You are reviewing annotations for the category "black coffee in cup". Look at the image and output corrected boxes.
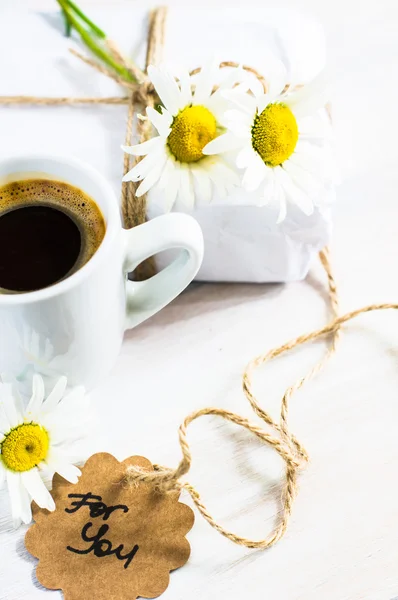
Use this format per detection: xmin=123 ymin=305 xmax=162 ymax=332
xmin=0 ymin=179 xmax=106 ymax=293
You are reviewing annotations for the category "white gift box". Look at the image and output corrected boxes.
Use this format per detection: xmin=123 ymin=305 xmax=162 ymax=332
xmin=0 ymin=4 xmax=333 ymax=283
xmin=153 ymin=203 xmax=332 ymax=283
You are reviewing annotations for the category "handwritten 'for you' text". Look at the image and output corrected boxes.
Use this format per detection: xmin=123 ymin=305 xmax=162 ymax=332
xmin=65 ymin=492 xmax=139 ymax=569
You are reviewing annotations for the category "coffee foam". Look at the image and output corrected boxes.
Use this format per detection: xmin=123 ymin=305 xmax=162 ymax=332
xmin=0 ymin=179 xmax=106 ymax=274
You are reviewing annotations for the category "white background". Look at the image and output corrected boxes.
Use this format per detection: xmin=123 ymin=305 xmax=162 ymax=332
xmin=1 ymin=1 xmax=398 ymax=599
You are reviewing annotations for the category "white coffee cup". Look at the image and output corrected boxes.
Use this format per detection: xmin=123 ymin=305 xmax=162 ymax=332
xmin=0 ymin=155 xmax=204 ymax=391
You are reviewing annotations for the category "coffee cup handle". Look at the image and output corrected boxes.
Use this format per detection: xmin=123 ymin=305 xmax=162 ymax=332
xmin=122 ymin=213 xmax=204 ymax=330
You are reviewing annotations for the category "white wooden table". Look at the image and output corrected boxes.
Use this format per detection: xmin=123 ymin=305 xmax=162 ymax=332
xmin=1 ymin=1 xmax=398 ymax=599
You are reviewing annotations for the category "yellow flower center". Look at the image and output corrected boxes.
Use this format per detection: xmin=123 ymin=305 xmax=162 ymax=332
xmin=168 ymin=105 xmax=217 ymax=163
xmin=252 ymin=103 xmax=298 ymax=167
xmin=1 ymin=423 xmax=49 ymax=472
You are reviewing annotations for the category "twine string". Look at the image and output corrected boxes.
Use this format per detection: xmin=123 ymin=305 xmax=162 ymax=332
xmin=119 ymin=7 xmax=168 ymax=279
xmin=0 ymin=60 xmax=264 ymax=106
xmin=127 ymin=288 xmax=398 ymax=549
xmin=69 ymin=48 xmax=137 ymax=91
xmin=0 ymin=95 xmax=130 ymax=105
xmin=126 ymin=249 xmax=342 ymax=549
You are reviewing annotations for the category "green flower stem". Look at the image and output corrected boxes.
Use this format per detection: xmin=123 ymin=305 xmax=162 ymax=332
xmin=60 ymin=0 xmax=106 ymax=38
xmin=61 ymin=8 xmax=72 ymax=36
xmin=56 ymin=0 xmax=136 ymax=83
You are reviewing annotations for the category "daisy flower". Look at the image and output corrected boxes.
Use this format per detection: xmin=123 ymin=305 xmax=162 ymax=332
xmin=122 ymin=63 xmax=241 ymax=210
xmin=0 ymin=374 xmax=89 ymax=526
xmin=203 ymin=73 xmax=337 ymax=222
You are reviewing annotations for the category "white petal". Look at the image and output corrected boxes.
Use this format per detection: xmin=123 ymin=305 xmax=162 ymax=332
xmin=260 ymin=168 xmax=277 ymax=206
xmin=46 ymin=410 xmax=91 ymax=441
xmin=224 ymin=109 xmax=253 ymax=128
xmin=255 ymin=165 xmax=273 ymax=200
xmin=193 ymin=60 xmax=218 ymax=104
xmin=0 ymin=405 xmax=10 ymax=435
xmin=298 ymin=114 xmax=332 ymax=141
xmin=222 ymin=90 xmax=257 ymax=115
xmin=148 ymin=65 xmax=183 ymax=114
xmin=122 ymin=137 xmax=162 ymax=157
xmin=243 ymin=58 xmax=287 ymax=100
xmin=9 ymin=381 xmax=24 ymax=418
xmin=290 ymin=141 xmax=324 ymax=175
xmin=218 ymin=65 xmax=244 ymax=90
xmin=236 ymin=145 xmax=256 ymax=169
xmin=285 ymin=72 xmax=329 ymax=118
xmin=147 ymin=106 xmax=172 ymax=137
xmin=257 ymin=94 xmax=274 ymax=114
xmin=21 ymin=469 xmax=55 ymax=512
xmin=207 ymin=68 xmax=245 ymax=117
xmin=157 ymin=159 xmax=174 ymax=191
xmin=264 ymin=61 xmax=288 ymax=98
xmin=60 ymin=385 xmax=86 ymax=407
xmin=242 ymin=154 xmax=267 ymax=192
xmin=227 ymin=119 xmax=252 ymax=139
xmin=56 ymin=463 xmax=81 ymax=484
xmin=207 ymin=168 xmax=226 ymax=198
xmin=278 ymin=167 xmax=314 ymax=216
xmin=191 ymin=166 xmax=212 ymax=204
xmin=245 ymin=72 xmax=266 ymax=98
xmin=41 ymin=386 xmax=89 ymax=432
xmin=44 ymin=421 xmax=89 ymax=445
xmin=207 ymin=161 xmax=239 ymax=198
xmin=294 ymin=140 xmax=338 ymax=184
xmin=203 ymin=132 xmax=243 ymax=155
xmin=262 ymin=169 xmax=287 ymax=222
xmin=41 ymin=376 xmax=68 ymax=415
xmin=271 ymin=172 xmax=288 ymax=223
xmin=47 ymin=452 xmax=81 ymax=484
xmin=283 ymin=159 xmax=322 ymax=198
xmin=178 ymin=168 xmax=195 ymax=209
xmin=164 ymin=165 xmax=180 ymax=211
xmin=202 ymin=93 xmax=228 ymax=123
xmin=0 ymin=384 xmax=21 ymax=429
xmin=215 ymin=161 xmax=240 ymax=188
xmin=19 ymin=480 xmax=33 ymax=524
xmin=231 ymin=82 xmax=251 ymax=94
xmin=178 ymin=70 xmax=192 ymax=107
xmin=136 ymin=154 xmax=168 ymax=197
xmin=122 ymin=146 xmax=165 ymax=182
xmin=277 ymin=193 xmax=287 ymax=223
xmin=0 ymin=462 xmax=5 ymax=488
xmin=6 ymin=471 xmax=23 ymax=526
xmin=25 ymin=374 xmax=45 ymax=421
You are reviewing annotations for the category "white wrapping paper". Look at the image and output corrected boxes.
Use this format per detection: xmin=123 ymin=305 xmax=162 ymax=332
xmin=0 ymin=4 xmax=332 ymax=282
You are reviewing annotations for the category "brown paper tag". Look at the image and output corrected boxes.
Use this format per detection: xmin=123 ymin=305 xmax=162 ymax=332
xmin=25 ymin=453 xmax=195 ymax=600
